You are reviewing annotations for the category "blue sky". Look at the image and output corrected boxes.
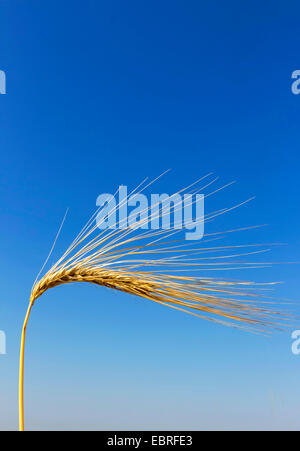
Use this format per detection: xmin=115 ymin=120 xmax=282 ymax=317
xmin=0 ymin=0 xmax=300 ymax=430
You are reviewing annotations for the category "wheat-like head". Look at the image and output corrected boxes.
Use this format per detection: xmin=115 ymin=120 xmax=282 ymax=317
xmin=19 ymin=174 xmax=293 ymax=430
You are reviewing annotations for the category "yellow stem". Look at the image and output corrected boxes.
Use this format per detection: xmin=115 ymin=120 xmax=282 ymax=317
xmin=19 ymin=302 xmax=34 ymax=431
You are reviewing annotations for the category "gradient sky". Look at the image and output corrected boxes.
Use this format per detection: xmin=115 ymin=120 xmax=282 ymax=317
xmin=1 ymin=1 xmax=300 ymax=430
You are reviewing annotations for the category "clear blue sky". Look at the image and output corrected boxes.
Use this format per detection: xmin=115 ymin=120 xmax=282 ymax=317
xmin=0 ymin=1 xmax=300 ymax=430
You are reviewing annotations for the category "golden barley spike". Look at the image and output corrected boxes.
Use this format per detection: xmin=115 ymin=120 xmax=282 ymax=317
xmin=18 ymin=175 xmax=291 ymax=430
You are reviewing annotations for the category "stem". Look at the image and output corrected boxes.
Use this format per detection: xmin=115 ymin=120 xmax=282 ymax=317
xmin=19 ymin=302 xmax=34 ymax=431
